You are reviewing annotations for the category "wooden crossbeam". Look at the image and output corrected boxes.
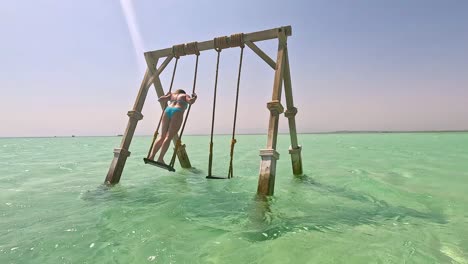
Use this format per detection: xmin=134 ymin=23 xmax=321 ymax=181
xmin=145 ymin=26 xmax=292 ymax=59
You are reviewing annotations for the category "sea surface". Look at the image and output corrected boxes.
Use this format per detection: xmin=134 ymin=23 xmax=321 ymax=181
xmin=1 ymin=133 xmax=467 ymax=263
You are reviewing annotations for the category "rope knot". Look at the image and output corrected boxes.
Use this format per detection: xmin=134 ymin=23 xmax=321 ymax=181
xmin=172 ymin=44 xmax=186 ymax=58
xmin=185 ymin=41 xmax=200 ymax=56
xmin=229 ymin=33 xmax=244 ymax=48
xmin=214 ymin=36 xmax=229 ymax=52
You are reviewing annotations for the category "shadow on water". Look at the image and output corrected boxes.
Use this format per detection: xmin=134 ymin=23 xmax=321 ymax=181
xmin=80 ymin=183 xmax=167 ymax=205
xmin=241 ymin=175 xmax=447 ymax=242
xmin=296 ymin=174 xmax=446 ymax=224
xmin=81 ymin=166 xmax=204 ymax=204
xmin=183 ymin=166 xmax=204 ymax=175
xmin=81 ymin=173 xmax=448 ymax=244
xmin=80 ymin=184 xmax=122 ymax=202
xmin=296 ymin=174 xmax=389 ymax=206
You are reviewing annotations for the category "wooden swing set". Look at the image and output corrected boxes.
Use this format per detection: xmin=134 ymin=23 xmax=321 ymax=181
xmin=105 ymin=25 xmax=302 ymax=195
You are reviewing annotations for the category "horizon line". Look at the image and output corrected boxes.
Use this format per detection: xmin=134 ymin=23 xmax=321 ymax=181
xmin=1 ymin=129 xmax=468 ymax=139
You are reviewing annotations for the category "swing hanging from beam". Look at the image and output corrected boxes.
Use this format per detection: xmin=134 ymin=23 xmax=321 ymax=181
xmin=169 ymin=42 xmax=200 ymax=169
xmin=206 ymin=34 xmax=245 ymax=179
xmin=105 ymin=25 xmax=303 ymax=196
xmin=143 ymin=43 xmax=200 ymax=172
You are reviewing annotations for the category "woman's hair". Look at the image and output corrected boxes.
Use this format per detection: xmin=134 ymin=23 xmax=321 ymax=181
xmin=174 ymin=89 xmax=186 ymax=94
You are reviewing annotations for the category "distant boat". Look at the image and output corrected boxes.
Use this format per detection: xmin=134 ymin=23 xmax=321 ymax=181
xmin=117 ymin=134 xmax=123 ymax=137
xmin=72 ymin=135 xmax=76 ymax=137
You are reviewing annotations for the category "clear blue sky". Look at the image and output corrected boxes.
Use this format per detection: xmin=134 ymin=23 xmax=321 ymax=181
xmin=1 ymin=0 xmax=467 ymax=137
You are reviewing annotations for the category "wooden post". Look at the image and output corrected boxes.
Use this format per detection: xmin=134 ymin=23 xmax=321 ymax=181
xmin=105 ymin=68 xmax=153 ymax=184
xmin=150 ymin=66 xmax=191 ymax=168
xmin=283 ymin=49 xmax=303 ymax=175
xmin=257 ymin=29 xmax=287 ymax=196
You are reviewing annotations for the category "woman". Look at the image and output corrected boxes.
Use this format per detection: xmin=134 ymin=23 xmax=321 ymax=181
xmin=148 ymin=89 xmax=197 ymax=165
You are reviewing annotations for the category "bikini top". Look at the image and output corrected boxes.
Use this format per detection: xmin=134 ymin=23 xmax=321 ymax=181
xmin=169 ymin=94 xmax=188 ymax=108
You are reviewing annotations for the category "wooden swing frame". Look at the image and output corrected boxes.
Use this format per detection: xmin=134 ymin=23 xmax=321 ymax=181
xmin=105 ymin=25 xmax=303 ymax=196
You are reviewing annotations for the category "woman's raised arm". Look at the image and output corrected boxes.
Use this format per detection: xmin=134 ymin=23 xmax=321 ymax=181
xmin=158 ymin=93 xmax=171 ymax=103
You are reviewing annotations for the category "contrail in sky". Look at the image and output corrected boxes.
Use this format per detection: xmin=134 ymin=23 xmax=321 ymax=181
xmin=119 ymin=0 xmax=146 ymax=75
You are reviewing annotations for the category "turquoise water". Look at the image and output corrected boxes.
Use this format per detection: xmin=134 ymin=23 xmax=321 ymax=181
xmin=1 ymin=133 xmax=468 ymax=263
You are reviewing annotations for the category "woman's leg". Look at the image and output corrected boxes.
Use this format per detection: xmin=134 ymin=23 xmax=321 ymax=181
xmin=157 ymin=110 xmax=184 ymax=163
xmin=149 ymin=113 xmax=170 ymax=160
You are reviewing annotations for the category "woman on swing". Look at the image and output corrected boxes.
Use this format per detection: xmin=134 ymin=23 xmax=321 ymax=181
xmin=148 ymin=89 xmax=197 ymax=165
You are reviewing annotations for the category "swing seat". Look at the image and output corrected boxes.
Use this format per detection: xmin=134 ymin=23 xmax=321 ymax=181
xmin=143 ymin=158 xmax=176 ymax=172
xmin=206 ymin=175 xmax=228 ymax=179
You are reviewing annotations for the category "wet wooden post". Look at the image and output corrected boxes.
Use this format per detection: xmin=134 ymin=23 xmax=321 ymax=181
xmin=283 ymin=47 xmax=303 ymax=175
xmin=257 ymin=29 xmax=287 ymax=196
xmin=105 ymin=68 xmax=154 ymax=184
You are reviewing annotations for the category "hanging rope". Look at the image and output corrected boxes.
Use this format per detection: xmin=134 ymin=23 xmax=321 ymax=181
xmin=208 ymin=39 xmax=224 ymax=177
xmin=169 ymin=42 xmax=200 ymax=167
xmin=146 ymin=49 xmax=180 ymax=159
xmin=228 ymin=34 xmax=244 ymax=178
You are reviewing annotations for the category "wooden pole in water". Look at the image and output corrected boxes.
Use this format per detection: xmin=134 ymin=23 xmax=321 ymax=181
xmin=257 ymin=29 xmax=287 ymax=196
xmin=283 ymin=48 xmax=303 ymax=175
xmin=105 ymin=67 xmax=154 ymax=184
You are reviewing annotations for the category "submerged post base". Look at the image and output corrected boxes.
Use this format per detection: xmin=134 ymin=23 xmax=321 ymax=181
xmin=105 ymin=148 xmax=131 ymax=184
xmin=289 ymin=145 xmax=303 ymax=175
xmin=257 ymin=149 xmax=280 ymax=196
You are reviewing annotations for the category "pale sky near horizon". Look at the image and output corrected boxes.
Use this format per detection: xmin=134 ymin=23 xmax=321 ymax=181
xmin=1 ymin=0 xmax=467 ymax=137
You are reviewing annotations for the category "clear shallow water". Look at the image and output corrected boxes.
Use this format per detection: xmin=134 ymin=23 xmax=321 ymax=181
xmin=1 ymin=133 xmax=468 ymax=263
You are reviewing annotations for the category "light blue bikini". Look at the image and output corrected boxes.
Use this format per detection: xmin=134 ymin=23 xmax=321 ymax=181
xmin=164 ymin=95 xmax=188 ymax=119
xmin=164 ymin=107 xmax=182 ymax=119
